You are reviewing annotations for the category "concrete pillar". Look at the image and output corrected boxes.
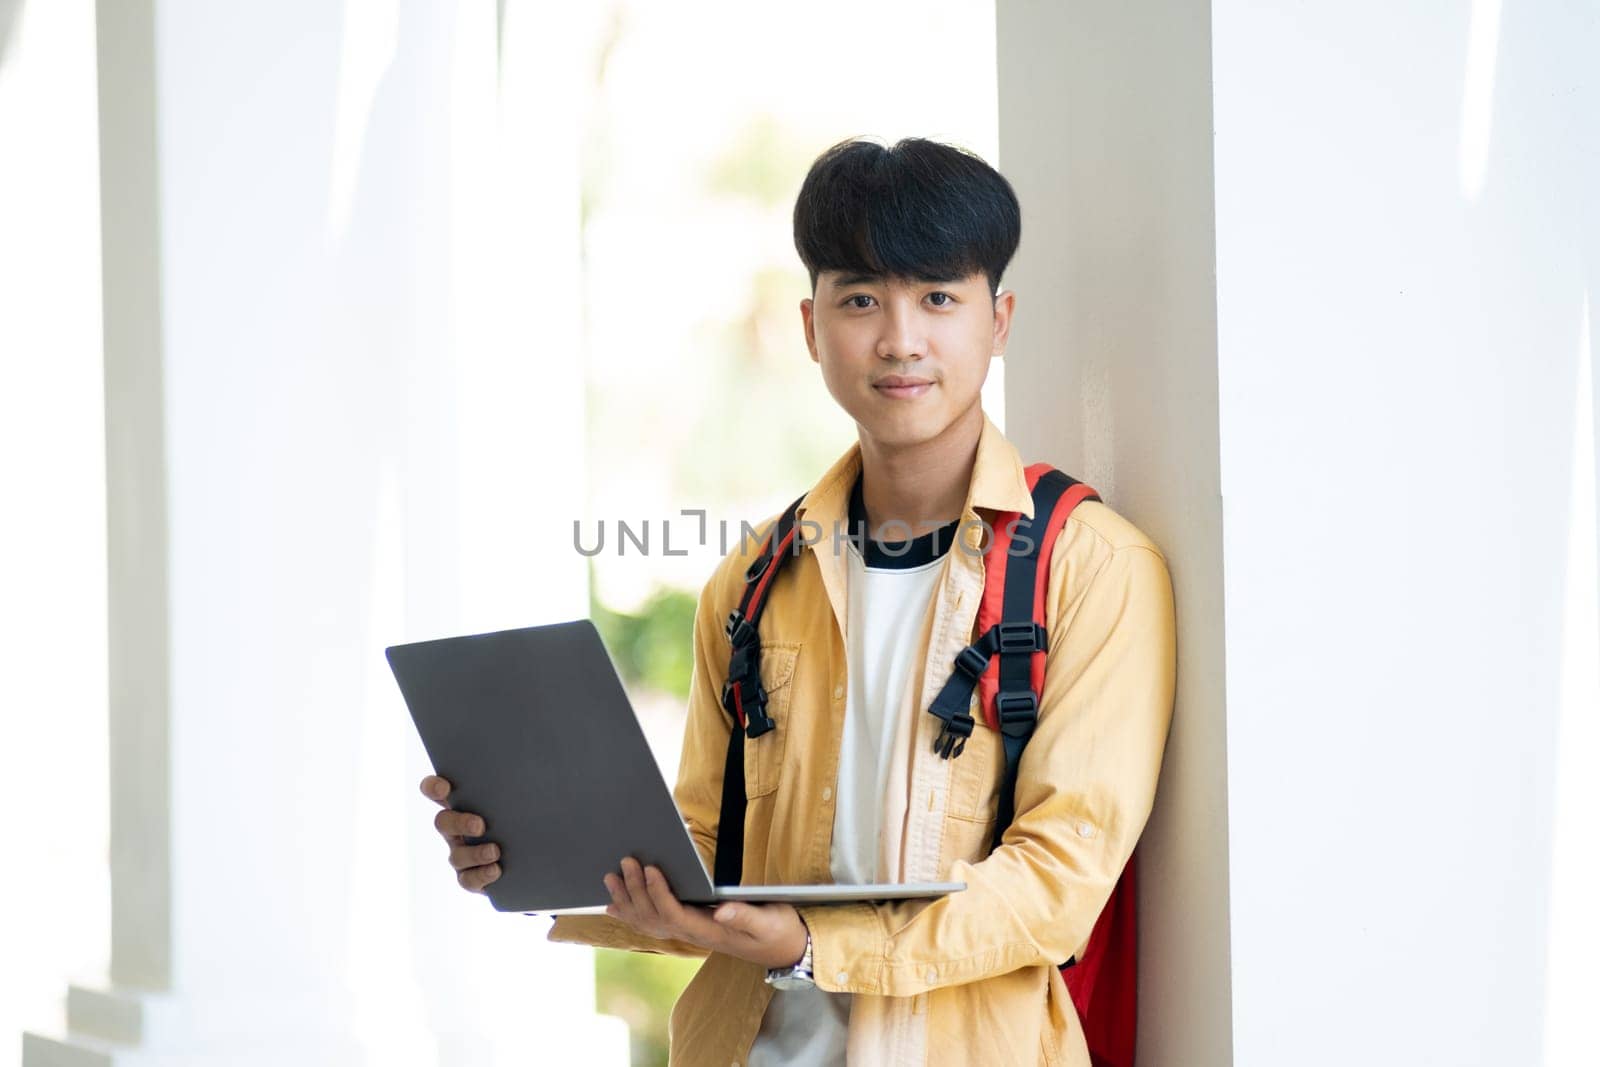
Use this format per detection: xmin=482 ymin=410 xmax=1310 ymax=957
xmin=21 ymin=1 xmax=625 ymax=1062
xmin=996 ymin=3 xmax=1232 ymax=1064
xmin=997 ymin=1 xmax=1600 ymax=1064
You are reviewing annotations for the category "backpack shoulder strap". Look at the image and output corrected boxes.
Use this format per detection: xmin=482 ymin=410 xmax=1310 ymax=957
xmin=986 ymin=465 xmax=1100 ymax=845
xmin=712 ymin=494 xmax=805 ymax=886
xmin=924 ymin=463 xmax=1100 ymax=787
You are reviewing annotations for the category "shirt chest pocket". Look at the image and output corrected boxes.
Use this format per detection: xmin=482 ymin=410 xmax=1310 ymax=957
xmin=742 ymin=641 xmax=800 ymax=799
xmin=946 ymin=695 xmax=1005 ymax=823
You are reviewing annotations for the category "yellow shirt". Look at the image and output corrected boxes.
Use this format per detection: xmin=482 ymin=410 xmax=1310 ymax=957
xmin=550 ymin=411 xmax=1177 ymax=1067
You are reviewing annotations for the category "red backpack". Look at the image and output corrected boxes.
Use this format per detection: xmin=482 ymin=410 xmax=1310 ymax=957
xmin=714 ymin=463 xmax=1139 ymax=1067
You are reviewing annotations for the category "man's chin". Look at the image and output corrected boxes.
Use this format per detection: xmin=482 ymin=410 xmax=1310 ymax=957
xmin=854 ymin=411 xmax=952 ymax=451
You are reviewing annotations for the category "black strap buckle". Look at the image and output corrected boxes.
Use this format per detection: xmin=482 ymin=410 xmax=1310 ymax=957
xmin=996 ymin=620 xmax=1046 ymax=655
xmin=933 ymin=712 xmax=974 ymax=759
xmin=721 ymin=675 xmax=776 ymax=737
xmin=725 ymin=609 xmax=757 ymax=648
xmin=952 ymin=644 xmax=989 ymax=681
xmin=744 ymin=699 xmax=776 ymax=738
xmin=995 ymin=690 xmax=1039 ymax=737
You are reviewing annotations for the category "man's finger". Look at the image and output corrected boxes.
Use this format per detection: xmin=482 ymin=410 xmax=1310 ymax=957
xmin=458 ymin=862 xmax=501 ymax=892
xmin=642 ymin=865 xmax=685 ymax=921
xmin=644 ymin=866 xmax=724 ymax=942
xmin=449 ymin=841 xmax=500 ymax=872
xmin=619 ymin=857 xmax=660 ymax=925
xmin=420 ymin=775 xmax=452 ymax=804
xmin=433 ymin=808 xmax=485 ymax=839
xmin=603 ymin=872 xmax=632 ymax=922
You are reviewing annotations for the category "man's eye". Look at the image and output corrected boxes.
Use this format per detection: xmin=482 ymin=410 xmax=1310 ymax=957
xmin=847 ymin=294 xmax=875 ymax=309
xmin=928 ymin=291 xmax=954 ymax=307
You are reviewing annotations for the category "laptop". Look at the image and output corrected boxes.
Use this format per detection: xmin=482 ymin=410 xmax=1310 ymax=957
xmin=386 ymin=617 xmax=965 ymax=914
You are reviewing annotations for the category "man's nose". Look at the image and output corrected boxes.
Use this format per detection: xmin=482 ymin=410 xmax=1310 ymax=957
xmin=874 ymin=298 xmax=926 ymax=360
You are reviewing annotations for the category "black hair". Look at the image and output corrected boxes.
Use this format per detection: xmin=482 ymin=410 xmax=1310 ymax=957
xmin=792 ymin=136 xmax=1021 ymax=297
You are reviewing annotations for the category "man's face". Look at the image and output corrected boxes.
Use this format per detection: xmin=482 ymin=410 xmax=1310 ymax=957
xmin=800 ymin=269 xmax=1015 ymax=450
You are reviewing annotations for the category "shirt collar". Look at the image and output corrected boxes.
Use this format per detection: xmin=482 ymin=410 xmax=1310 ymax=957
xmin=794 ymin=409 xmax=1036 ymax=550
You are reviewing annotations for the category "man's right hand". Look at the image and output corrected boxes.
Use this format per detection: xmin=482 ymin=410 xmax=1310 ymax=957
xmin=420 ymin=774 xmax=502 ymax=893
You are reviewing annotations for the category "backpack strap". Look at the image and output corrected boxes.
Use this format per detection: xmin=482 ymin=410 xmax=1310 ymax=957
xmin=712 ymin=494 xmax=805 ymax=886
xmin=925 ymin=464 xmax=1100 ymax=846
xmin=988 ymin=466 xmax=1100 ymax=846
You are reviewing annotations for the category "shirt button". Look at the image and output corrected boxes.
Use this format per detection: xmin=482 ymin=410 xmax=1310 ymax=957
xmin=821 ymin=786 xmax=833 ymax=802
xmin=924 ymin=966 xmax=938 ymax=983
xmin=833 ymin=683 xmax=845 ymax=700
xmin=1076 ymin=820 xmax=1095 ymax=838
xmin=836 ymin=970 xmax=849 ymax=984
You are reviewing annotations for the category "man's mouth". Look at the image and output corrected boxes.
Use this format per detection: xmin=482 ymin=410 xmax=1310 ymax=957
xmin=874 ymin=375 xmax=935 ymax=399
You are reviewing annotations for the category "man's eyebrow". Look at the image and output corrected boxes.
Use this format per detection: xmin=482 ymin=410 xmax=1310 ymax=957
xmin=829 ymin=272 xmax=885 ymax=288
xmin=827 ymin=271 xmax=965 ymax=288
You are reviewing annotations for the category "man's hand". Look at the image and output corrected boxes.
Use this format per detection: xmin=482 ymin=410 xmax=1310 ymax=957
xmin=603 ymin=856 xmax=808 ymax=970
xmin=420 ymin=774 xmax=502 ymax=893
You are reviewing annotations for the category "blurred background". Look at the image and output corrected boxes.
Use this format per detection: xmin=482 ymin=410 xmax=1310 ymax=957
xmin=5 ymin=1 xmax=1599 ymax=1066
xmin=0 ymin=0 xmax=998 ymax=1063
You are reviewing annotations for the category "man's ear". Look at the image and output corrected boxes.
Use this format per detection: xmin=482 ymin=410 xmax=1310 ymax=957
xmin=991 ymin=289 xmax=1016 ymax=357
xmin=800 ymin=297 xmax=818 ymax=363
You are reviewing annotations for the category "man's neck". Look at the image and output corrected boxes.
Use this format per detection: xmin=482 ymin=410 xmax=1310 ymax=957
xmin=855 ymin=403 xmax=984 ymax=540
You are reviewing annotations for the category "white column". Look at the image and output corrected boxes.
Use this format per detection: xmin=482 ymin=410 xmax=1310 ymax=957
xmin=998 ymin=1 xmax=1600 ymax=1065
xmin=997 ymin=3 xmax=1233 ymax=1064
xmin=22 ymin=0 xmax=625 ymax=1063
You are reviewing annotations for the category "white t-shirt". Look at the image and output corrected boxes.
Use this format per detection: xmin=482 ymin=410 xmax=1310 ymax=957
xmin=747 ymin=475 xmax=958 ymax=1067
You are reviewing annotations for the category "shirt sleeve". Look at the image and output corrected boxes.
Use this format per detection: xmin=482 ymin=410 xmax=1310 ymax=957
xmin=546 ymin=561 xmax=734 ymax=958
xmin=798 ymin=542 xmax=1177 ymax=996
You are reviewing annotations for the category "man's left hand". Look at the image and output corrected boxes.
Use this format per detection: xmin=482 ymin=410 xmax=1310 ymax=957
xmin=603 ymin=855 xmax=808 ymax=969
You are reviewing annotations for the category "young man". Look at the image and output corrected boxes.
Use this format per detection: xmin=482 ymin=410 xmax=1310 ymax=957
xmin=421 ymin=136 xmax=1176 ymax=1066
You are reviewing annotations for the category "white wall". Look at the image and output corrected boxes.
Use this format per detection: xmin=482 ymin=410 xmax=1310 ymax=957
xmin=1212 ymin=2 xmax=1600 ymax=1063
xmin=997 ymin=2 xmax=1234 ymax=1064
xmin=0 ymin=2 xmax=110 ymax=1063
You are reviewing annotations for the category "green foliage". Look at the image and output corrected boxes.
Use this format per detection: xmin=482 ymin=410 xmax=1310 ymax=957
xmin=589 ymin=581 xmax=699 ymax=700
xmin=595 ymin=949 xmax=704 ymax=1067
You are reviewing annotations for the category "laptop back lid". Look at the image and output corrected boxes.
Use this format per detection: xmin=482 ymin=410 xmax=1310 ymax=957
xmin=386 ymin=618 xmax=719 ymax=912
